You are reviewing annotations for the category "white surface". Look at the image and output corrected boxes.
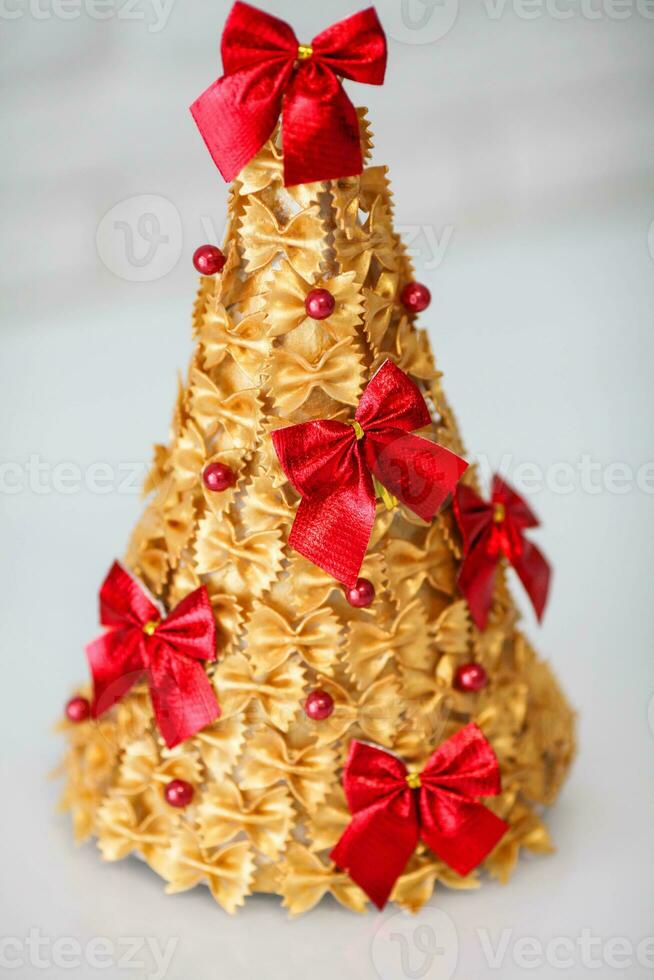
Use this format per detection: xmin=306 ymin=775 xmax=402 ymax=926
xmin=2 ymin=1 xmax=654 ymax=978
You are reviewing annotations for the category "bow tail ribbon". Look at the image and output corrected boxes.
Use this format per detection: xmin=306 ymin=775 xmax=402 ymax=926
xmin=330 ymin=796 xmax=419 ymax=911
xmin=418 ymin=791 xmax=509 ymax=878
xmin=492 ymin=474 xmax=551 ymax=619
xmin=145 ymin=586 xmax=222 ymax=746
xmin=86 ymin=628 xmax=146 ymax=717
xmin=282 ymin=59 xmax=363 ymax=186
xmin=191 ymin=58 xmax=294 ymax=185
xmin=289 ymin=484 xmax=377 ymax=592
xmin=457 ymin=544 xmax=500 ymax=632
xmin=511 ymin=537 xmax=551 ymax=621
xmin=147 ymin=642 xmax=221 ymax=748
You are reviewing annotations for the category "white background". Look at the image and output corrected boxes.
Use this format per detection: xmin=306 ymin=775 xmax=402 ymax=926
xmin=1 ymin=0 xmax=654 ymax=977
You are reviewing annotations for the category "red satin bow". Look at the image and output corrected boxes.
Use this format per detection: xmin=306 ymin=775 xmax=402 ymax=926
xmin=86 ymin=562 xmax=220 ymax=748
xmin=331 ymin=723 xmax=508 ymax=909
xmin=272 ymin=361 xmax=468 ymax=588
xmin=454 ymin=475 xmax=552 ymax=630
xmin=190 ymin=2 xmax=387 ymax=187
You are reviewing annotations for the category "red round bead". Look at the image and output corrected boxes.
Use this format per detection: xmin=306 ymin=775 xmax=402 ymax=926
xmin=203 ymin=462 xmax=236 ymax=493
xmin=65 ymin=696 xmax=91 ymax=723
xmin=401 ymin=281 xmax=431 ymax=314
xmin=193 ymin=244 xmax=226 ymax=276
xmin=304 ymin=689 xmax=335 ymax=721
xmin=305 ymin=288 xmax=336 ymax=320
xmin=454 ymin=663 xmax=488 ymax=693
xmin=164 ymin=779 xmax=194 ymax=808
xmin=345 ymin=578 xmax=376 ymax=608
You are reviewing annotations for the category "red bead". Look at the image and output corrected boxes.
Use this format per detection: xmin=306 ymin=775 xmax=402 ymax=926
xmin=304 ymin=689 xmax=335 ymax=721
xmin=345 ymin=578 xmax=376 ymax=608
xmin=193 ymin=244 xmax=226 ymax=276
xmin=305 ymin=288 xmax=336 ymax=320
xmin=454 ymin=663 xmax=488 ymax=693
xmin=65 ymin=696 xmax=91 ymax=723
xmin=401 ymin=281 xmax=431 ymax=314
xmin=203 ymin=462 xmax=236 ymax=492
xmin=164 ymin=779 xmax=194 ymax=808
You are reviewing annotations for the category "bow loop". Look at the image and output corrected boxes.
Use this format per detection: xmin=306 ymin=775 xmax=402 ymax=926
xmin=99 ymin=560 xmax=159 ymax=630
xmin=273 ymin=361 xmax=467 ymax=587
xmin=331 ymin=724 xmax=508 ymax=909
xmin=154 ymin=587 xmax=218 ymax=662
xmin=147 ymin=646 xmax=221 ymax=750
xmin=311 ymin=7 xmax=387 ymax=83
xmin=492 ymin=474 xmax=540 ymax=530
xmin=86 ymin=562 xmax=220 ymax=748
xmin=363 ymin=429 xmax=466 ymax=523
xmin=191 ymin=3 xmax=388 ymax=186
xmin=221 ymin=2 xmax=297 ymax=74
xmin=420 ymin=722 xmax=503 ymax=800
xmin=455 ymin=483 xmax=494 ymax=552
xmin=273 ymin=419 xmax=361 ymax=498
xmin=355 ymin=359 xmax=431 ymax=434
xmin=340 ymin=740 xmax=410 ymax=814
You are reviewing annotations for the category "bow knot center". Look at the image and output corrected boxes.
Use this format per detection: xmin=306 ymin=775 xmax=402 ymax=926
xmin=493 ymin=502 xmax=506 ymax=524
xmin=142 ymin=619 xmax=160 ymax=636
xmin=349 ymin=419 xmax=365 ymax=441
xmin=405 ymin=771 xmax=422 ymax=790
xmin=297 ymin=43 xmax=313 ymax=61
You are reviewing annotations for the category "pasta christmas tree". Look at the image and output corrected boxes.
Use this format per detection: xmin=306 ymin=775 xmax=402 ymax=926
xmin=58 ymin=2 xmax=575 ymax=915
